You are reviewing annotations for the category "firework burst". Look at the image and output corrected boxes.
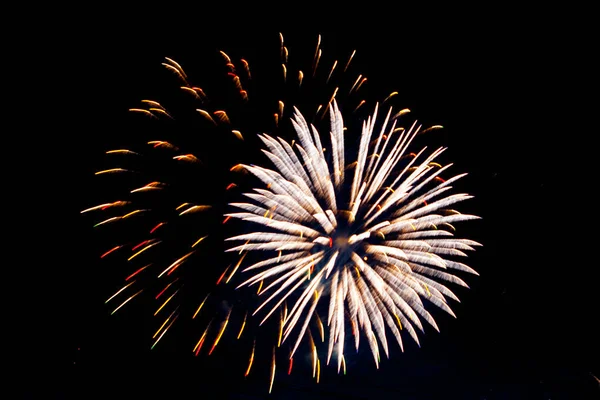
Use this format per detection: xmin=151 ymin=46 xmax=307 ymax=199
xmin=226 ymin=99 xmax=481 ymax=372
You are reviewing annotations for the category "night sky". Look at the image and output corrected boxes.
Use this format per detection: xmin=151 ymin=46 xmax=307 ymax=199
xmin=35 ymin=18 xmax=597 ymax=399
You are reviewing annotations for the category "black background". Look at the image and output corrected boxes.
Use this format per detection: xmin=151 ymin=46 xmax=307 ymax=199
xmin=29 ymin=12 xmax=597 ymax=399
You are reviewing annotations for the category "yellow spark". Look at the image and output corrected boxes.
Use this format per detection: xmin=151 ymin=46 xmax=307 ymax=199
xmin=191 ymin=87 xmax=207 ymax=99
xmin=282 ymin=64 xmax=287 ymax=82
xmin=316 ymin=104 xmax=322 ymax=116
xmin=257 ymin=279 xmax=264 ymax=295
xmin=327 ymin=60 xmax=338 ymax=83
xmin=269 ymin=347 xmax=276 ymax=393
xmin=153 ymin=308 xmax=179 ymax=339
xmin=105 ymin=281 xmax=135 ymax=303
xmin=106 ymin=149 xmax=138 ymax=155
xmin=149 ymin=108 xmax=172 ymax=118
xmin=141 ymin=100 xmax=164 ymax=109
xmin=423 ymin=284 xmax=432 ymax=296
xmin=81 ymin=201 xmax=129 ymax=213
xmin=196 ymin=109 xmax=216 ymax=124
xmin=329 ymin=87 xmax=339 ymax=104
xmin=442 ymin=222 xmax=456 ymax=231
xmin=209 ymin=308 xmax=231 ymax=355
xmin=277 ymin=309 xmax=283 ymax=347
xmin=341 ymin=355 xmax=347 ymax=375
xmin=274 ymin=113 xmax=279 ymax=127
xmin=279 ymin=32 xmax=284 ymax=55
xmin=158 ymin=251 xmax=195 ymax=278
xmin=226 ymin=253 xmax=246 ymax=284
xmin=128 ymin=240 xmax=160 ymax=261
xmin=214 ymin=110 xmax=230 ymax=124
xmin=129 ymin=108 xmax=155 ymax=117
xmin=421 ymin=125 xmax=444 ymax=134
xmin=429 ymin=162 xmax=442 ymax=168
xmin=131 ymin=182 xmax=164 ymax=193
xmin=298 ymin=70 xmax=303 ymax=87
xmin=278 ymin=100 xmax=284 ymax=118
xmin=180 ymin=86 xmax=199 ymax=99
xmin=122 ymin=209 xmax=146 ymax=219
xmin=384 ymin=91 xmax=398 ymax=103
xmin=313 ymin=34 xmax=321 ymax=64
xmin=179 ymin=205 xmax=211 ymax=216
xmin=173 ymin=154 xmax=200 ymax=162
xmin=353 ymin=100 xmax=366 ymax=113
xmin=313 ymin=49 xmax=322 ymax=76
xmin=164 ymin=57 xmax=187 ymax=77
xmin=147 ymin=141 xmax=178 ymax=150
xmin=93 ymin=216 xmax=119 ymax=228
xmin=193 ymin=321 xmax=213 ymax=354
xmin=392 ymin=108 xmax=411 ymax=119
xmin=176 ymin=203 xmax=189 ymax=211
xmin=356 ymin=77 xmax=367 ymax=92
xmin=226 ymin=62 xmax=236 ymax=72
xmin=240 ymin=58 xmax=251 ymax=79
xmin=111 ymin=289 xmax=143 ymax=315
xmin=394 ymin=313 xmax=403 ymax=330
xmin=232 ymin=130 xmax=244 ymax=141
xmin=349 ymin=74 xmax=362 ymax=94
xmin=161 ymin=63 xmax=188 ymax=84
xmin=151 ymin=313 xmax=178 ymax=350
xmin=239 ymin=240 xmax=250 ymax=254
xmin=192 ymin=235 xmax=208 ymax=248
xmin=219 ymin=50 xmax=231 ymax=64
xmin=237 ymin=312 xmax=247 ymax=339
xmin=245 ymin=340 xmax=255 ymax=376
xmin=316 ymin=358 xmax=321 ymax=383
xmin=154 ymin=288 xmax=179 ymax=316
xmin=316 ymin=313 xmax=325 ymax=342
xmin=193 ymin=293 xmax=210 ymax=319
xmin=232 ymin=74 xmax=242 ymax=89
xmin=381 ymin=250 xmax=390 ymax=263
xmin=95 ymin=168 xmax=128 ymax=175
xmin=311 ymin=332 xmax=317 ymax=377
xmin=344 ymin=49 xmax=356 ymax=72
xmin=283 ymin=46 xmax=288 ymax=63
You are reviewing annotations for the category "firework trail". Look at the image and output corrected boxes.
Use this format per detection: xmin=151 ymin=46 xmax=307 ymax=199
xmin=81 ymin=32 xmax=480 ymax=392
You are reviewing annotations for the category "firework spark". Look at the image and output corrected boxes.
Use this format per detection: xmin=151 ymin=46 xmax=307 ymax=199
xmin=226 ymin=99 xmax=480 ymax=371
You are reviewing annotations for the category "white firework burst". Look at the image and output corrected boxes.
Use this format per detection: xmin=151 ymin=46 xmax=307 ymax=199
xmin=226 ymin=100 xmax=481 ymax=371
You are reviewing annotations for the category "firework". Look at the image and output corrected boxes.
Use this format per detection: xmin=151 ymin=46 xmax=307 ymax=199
xmin=226 ymin=99 xmax=481 ymax=371
xmin=82 ymin=32 xmax=480 ymax=392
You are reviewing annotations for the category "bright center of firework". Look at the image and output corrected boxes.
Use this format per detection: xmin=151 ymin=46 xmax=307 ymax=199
xmin=334 ymin=235 xmax=350 ymax=249
xmin=327 ymin=228 xmax=361 ymax=267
